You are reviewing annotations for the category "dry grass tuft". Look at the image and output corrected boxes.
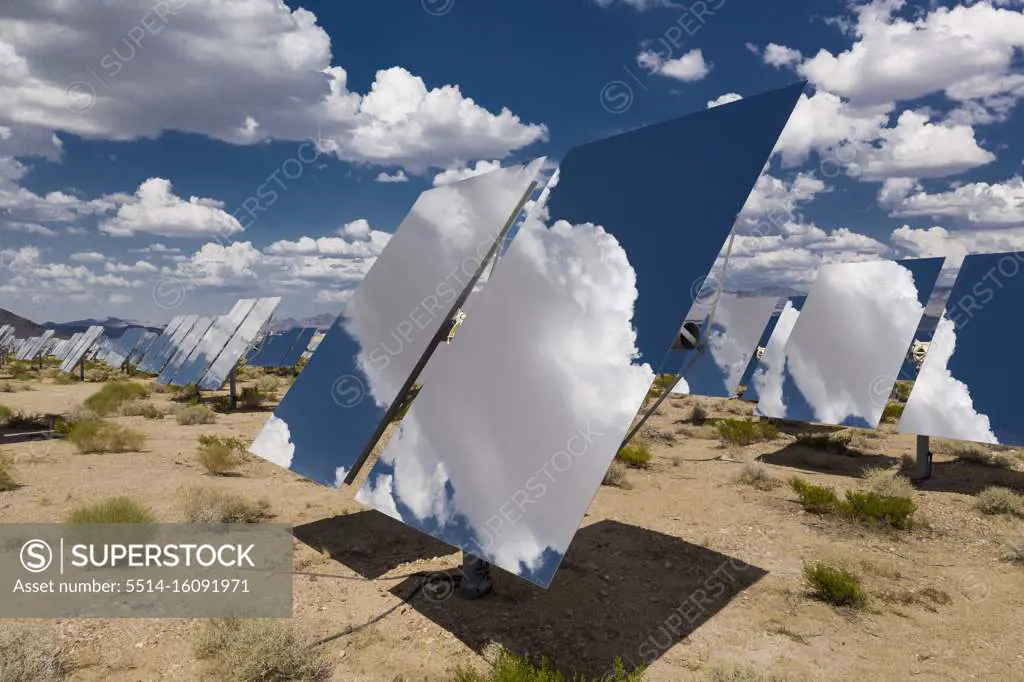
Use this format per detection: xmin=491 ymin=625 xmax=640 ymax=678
xmin=975 ymin=487 xmax=1024 ymax=517
xmin=737 ymin=462 xmax=781 ymax=491
xmin=602 ymin=460 xmax=633 ymax=489
xmin=0 ymin=622 xmax=73 ymax=681
xmin=193 ymin=619 xmax=332 ymax=682
xmin=66 ymin=420 xmax=145 ymax=454
xmin=196 ymin=435 xmax=248 ymax=475
xmin=180 ymin=486 xmax=271 ymax=523
xmin=176 ymin=405 xmax=217 ymax=425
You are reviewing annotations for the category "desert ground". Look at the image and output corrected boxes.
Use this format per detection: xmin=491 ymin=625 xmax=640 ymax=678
xmin=0 ymin=363 xmax=1022 ymax=681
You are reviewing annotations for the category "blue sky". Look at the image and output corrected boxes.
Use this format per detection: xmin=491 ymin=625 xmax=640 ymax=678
xmin=2 ymin=0 xmax=1024 ymax=324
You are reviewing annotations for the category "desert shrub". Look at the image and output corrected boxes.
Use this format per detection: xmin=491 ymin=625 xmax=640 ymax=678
xmin=975 ymin=487 xmax=1024 ymax=517
xmin=1001 ymin=541 xmax=1024 ymax=565
xmin=171 ymin=384 xmax=199 ymax=403
xmin=52 ymin=372 xmax=76 ymax=385
xmin=616 ymin=441 xmax=653 ymax=469
xmin=602 ymin=460 xmax=632 ymax=489
xmin=707 ymin=668 xmax=791 ymax=682
xmin=737 ymin=462 xmax=781 ymax=491
xmin=254 ymin=375 xmax=280 ymax=397
xmin=890 ymin=380 xmax=914 ymax=403
xmin=120 ymin=401 xmax=165 ymax=419
xmin=193 ymin=619 xmax=332 ymax=682
xmin=953 ymin=445 xmax=1015 ymax=469
xmin=180 ymin=487 xmax=271 ymax=523
xmin=791 ymin=477 xmax=840 ymax=514
xmin=176 ymin=405 xmax=217 ymax=425
xmin=0 ymin=381 xmax=25 ymax=392
xmin=689 ymin=403 xmax=709 ymax=425
xmin=66 ymin=496 xmax=155 ymax=523
xmin=239 ymin=387 xmax=264 ymax=409
xmin=150 ymin=382 xmax=175 ymax=394
xmin=2 ymin=410 xmax=51 ymax=430
xmin=881 ymin=401 xmax=904 ymax=423
xmin=0 ymin=404 xmax=12 ymax=426
xmin=196 ymin=435 xmax=248 ymax=475
xmin=0 ymin=453 xmax=19 ymax=491
xmin=716 ymin=419 xmax=778 ymax=446
xmin=84 ymin=367 xmax=116 ymax=383
xmin=0 ymin=622 xmax=73 ymax=681
xmin=451 ymin=649 xmax=641 ymax=682
xmin=861 ymin=467 xmax=915 ymax=499
xmin=841 ymin=491 xmax=916 ymax=530
xmin=83 ymin=381 xmax=149 ymax=416
xmin=66 ymin=420 xmax=145 ymax=453
xmin=794 ymin=431 xmax=855 ymax=455
xmin=211 ymin=396 xmax=234 ymax=413
xmin=804 ymin=563 xmax=866 ymax=608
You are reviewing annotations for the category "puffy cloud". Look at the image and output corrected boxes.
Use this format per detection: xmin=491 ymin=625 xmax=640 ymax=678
xmin=0 ymin=0 xmax=546 ymax=173
xmin=707 ymin=93 xmax=743 ymax=108
xmin=374 ymin=170 xmax=409 ymax=183
xmin=748 ymin=300 xmax=800 ymax=414
xmin=249 ymin=415 xmax=296 ymax=468
xmin=97 ymin=178 xmax=243 ymax=238
xmin=772 ymin=91 xmax=890 ymax=168
xmin=432 ymin=160 xmax=502 ymax=187
xmin=890 ymin=224 xmax=1024 ymax=271
xmin=637 ymin=48 xmax=711 ymax=82
xmin=880 ymin=176 xmax=1024 ymax=228
xmin=762 ymin=43 xmax=803 ymax=69
xmin=70 ymin=251 xmax=107 ymax=263
xmin=899 ymin=316 xmax=997 ymax=443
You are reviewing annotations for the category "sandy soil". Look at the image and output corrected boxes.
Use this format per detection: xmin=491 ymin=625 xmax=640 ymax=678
xmin=0 ymin=375 xmax=1022 ymax=681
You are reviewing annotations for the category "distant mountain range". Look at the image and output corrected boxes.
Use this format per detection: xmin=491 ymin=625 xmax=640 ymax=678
xmin=0 ymin=308 xmax=49 ymax=338
xmin=268 ymin=313 xmax=336 ymax=332
xmin=42 ymin=317 xmax=161 ymax=338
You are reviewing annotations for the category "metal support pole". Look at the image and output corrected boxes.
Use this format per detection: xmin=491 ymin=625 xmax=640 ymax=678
xmin=79 ymin=359 xmax=85 ymax=382
xmin=913 ymin=434 xmax=932 ymax=482
xmin=456 ymin=553 xmax=493 ymax=599
xmin=228 ymin=368 xmax=238 ymax=409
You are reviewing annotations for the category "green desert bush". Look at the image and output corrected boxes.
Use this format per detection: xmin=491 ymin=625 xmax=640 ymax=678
xmin=254 ymin=375 xmax=280 ymax=397
xmin=193 ymin=619 xmax=332 ymax=682
xmin=794 ymin=430 xmax=856 ymax=455
xmin=180 ymin=487 xmax=271 ymax=524
xmin=451 ymin=649 xmax=642 ymax=682
xmin=171 ymin=384 xmax=200 ymax=403
xmin=716 ymin=419 xmax=778 ymax=446
xmin=737 ymin=462 xmax=781 ymax=491
xmin=881 ymin=401 xmax=904 ymax=423
xmin=689 ymin=403 xmax=709 ymax=425
xmin=890 ymin=380 xmax=914 ymax=403
xmin=52 ymin=372 xmax=77 ymax=385
xmin=0 ymin=622 xmax=73 ymax=681
xmin=66 ymin=496 xmax=155 ymax=524
xmin=66 ymin=420 xmax=145 ymax=454
xmin=83 ymin=381 xmax=149 ymax=416
xmin=0 ymin=404 xmax=12 ymax=426
xmin=616 ymin=441 xmax=653 ymax=469
xmin=953 ymin=444 xmax=1015 ymax=469
xmin=975 ymin=487 xmax=1024 ymax=517
xmin=791 ymin=477 xmax=840 ymax=514
xmin=196 ymin=435 xmax=248 ymax=475
xmin=602 ymin=460 xmax=632 ymax=489
xmin=239 ymin=386 xmax=265 ymax=409
xmin=120 ymin=400 xmax=165 ymax=419
xmin=841 ymin=491 xmax=916 ymax=530
xmin=0 ymin=453 xmax=19 ymax=491
xmin=176 ymin=405 xmax=217 ymax=425
xmin=804 ymin=562 xmax=866 ymax=608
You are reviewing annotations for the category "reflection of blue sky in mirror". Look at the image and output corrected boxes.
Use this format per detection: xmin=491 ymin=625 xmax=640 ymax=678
xmin=140 ymin=315 xmax=196 ymax=374
xmin=159 ymin=317 xmax=213 ymax=383
xmin=899 ymin=251 xmax=1024 ymax=445
xmin=674 ymin=295 xmax=779 ymax=398
xmin=249 ymin=328 xmax=303 ymax=367
xmin=358 ymin=83 xmax=805 ymax=588
xmin=134 ymin=317 xmax=183 ymax=372
xmin=248 ymin=162 xmax=547 ymax=489
xmin=755 ymin=258 xmax=943 ymax=428
xmin=742 ymin=296 xmax=806 ymax=405
xmin=174 ymin=300 xmax=257 ymax=386
xmin=279 ymin=328 xmax=317 ymax=368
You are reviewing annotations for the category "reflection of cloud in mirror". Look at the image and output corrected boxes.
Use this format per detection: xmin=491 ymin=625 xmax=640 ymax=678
xmin=899 ymin=315 xmax=997 ymax=443
xmin=756 ymin=259 xmax=941 ymax=427
xmin=678 ymin=295 xmax=778 ymax=398
xmin=746 ymin=300 xmax=801 ymax=413
xmin=359 ymin=212 xmax=653 ymax=584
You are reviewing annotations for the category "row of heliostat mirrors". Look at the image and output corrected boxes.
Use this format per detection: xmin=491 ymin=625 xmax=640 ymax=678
xmin=246 ymin=82 xmax=811 ymax=589
xmin=247 ymin=79 xmax=1024 ymax=590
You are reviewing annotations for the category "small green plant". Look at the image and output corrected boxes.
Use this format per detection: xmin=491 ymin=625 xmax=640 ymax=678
xmin=451 ymin=649 xmax=642 ymax=682
xmin=239 ymin=386 xmax=264 ymax=409
xmin=616 ymin=441 xmax=653 ymax=469
xmin=0 ymin=404 xmax=12 ymax=426
xmin=66 ymin=496 xmax=155 ymax=523
xmin=715 ymin=419 xmax=778 ymax=446
xmin=841 ymin=491 xmax=916 ymax=530
xmin=794 ymin=431 xmax=855 ymax=455
xmin=791 ymin=477 xmax=840 ymax=514
xmin=804 ymin=562 xmax=866 ymax=608
xmin=120 ymin=401 xmax=165 ymax=419
xmin=180 ymin=487 xmax=271 ymax=523
xmin=83 ymin=381 xmax=149 ymax=416
xmin=689 ymin=403 xmax=709 ymax=425
xmin=0 ymin=453 xmax=19 ymax=491
xmin=196 ymin=435 xmax=248 ymax=475
xmin=881 ymin=401 xmax=904 ymax=423
xmin=66 ymin=420 xmax=145 ymax=454
xmin=890 ymin=380 xmax=914 ymax=403
xmin=193 ymin=619 xmax=332 ymax=682
xmin=176 ymin=405 xmax=217 ymax=425
xmin=975 ymin=487 xmax=1024 ymax=517
xmin=602 ymin=460 xmax=632 ymax=489
xmin=737 ymin=462 xmax=781 ymax=490
xmin=0 ymin=622 xmax=73 ymax=681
